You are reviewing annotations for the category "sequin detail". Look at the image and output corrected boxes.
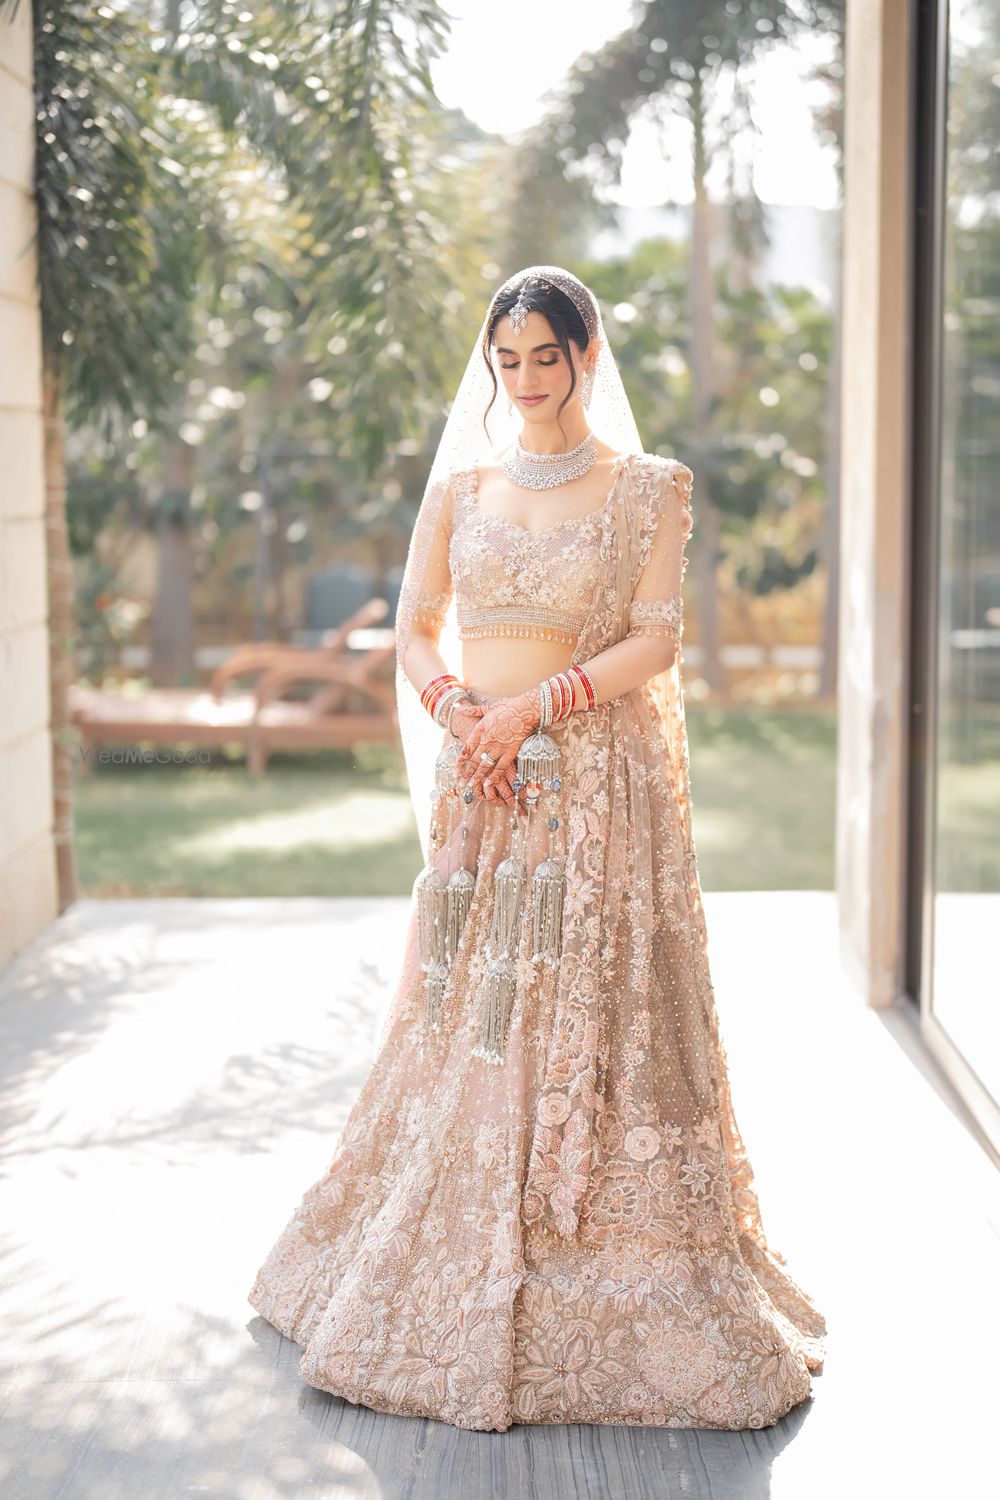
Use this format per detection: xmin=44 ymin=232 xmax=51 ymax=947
xmin=627 ymin=596 xmax=684 ymax=641
xmin=413 ymin=588 xmax=452 ymax=633
xmin=448 ymin=466 xmax=609 ymax=645
xmin=249 ymin=452 xmax=828 ymax=1434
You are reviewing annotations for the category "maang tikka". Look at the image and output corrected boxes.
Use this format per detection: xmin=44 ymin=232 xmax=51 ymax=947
xmin=508 ymin=277 xmax=536 ymax=336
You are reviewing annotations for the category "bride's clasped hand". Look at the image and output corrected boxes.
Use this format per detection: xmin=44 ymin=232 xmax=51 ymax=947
xmin=454 ymin=689 xmax=542 ymax=813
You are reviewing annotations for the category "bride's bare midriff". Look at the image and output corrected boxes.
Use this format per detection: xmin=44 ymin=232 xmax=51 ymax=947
xmin=461 ymin=640 xmax=578 ymax=699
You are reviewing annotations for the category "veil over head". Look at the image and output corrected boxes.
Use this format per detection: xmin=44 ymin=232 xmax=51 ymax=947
xmin=393 ymin=264 xmax=645 ymax=859
xmin=393 ymin=263 xmax=702 ymax=1240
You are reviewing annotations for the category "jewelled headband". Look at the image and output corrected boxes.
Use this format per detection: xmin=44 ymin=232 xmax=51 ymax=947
xmin=492 ymin=266 xmax=600 ymax=342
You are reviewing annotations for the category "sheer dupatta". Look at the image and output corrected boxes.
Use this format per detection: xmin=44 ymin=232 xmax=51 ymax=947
xmin=521 ymin=451 xmax=700 ymax=1241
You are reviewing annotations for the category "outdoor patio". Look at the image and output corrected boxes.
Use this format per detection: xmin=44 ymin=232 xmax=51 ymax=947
xmin=0 ymin=891 xmax=995 ymax=1499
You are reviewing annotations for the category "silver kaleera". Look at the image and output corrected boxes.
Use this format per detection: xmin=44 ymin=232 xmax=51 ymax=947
xmin=530 ymin=856 xmax=565 ymax=965
xmin=473 ymin=728 xmax=571 ymax=1063
xmin=415 ymin=864 xmax=448 ymax=1035
xmin=435 ymin=740 xmax=477 ymax=964
xmin=516 ymin=729 xmax=562 ymax=786
xmin=445 ymin=865 xmax=475 ymax=961
xmin=416 ymin=744 xmax=480 ymax=1041
xmin=472 ymin=952 xmax=518 ymax=1064
xmin=416 ymin=865 xmax=447 ymax=970
xmin=519 ymin=730 xmax=567 ymax=967
xmin=474 ymin=821 xmax=527 ymax=1065
xmin=487 ymin=847 xmax=526 ymax=958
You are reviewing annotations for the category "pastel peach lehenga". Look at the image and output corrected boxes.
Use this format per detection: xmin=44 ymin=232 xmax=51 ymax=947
xmin=248 ymin=266 xmax=827 ymax=1433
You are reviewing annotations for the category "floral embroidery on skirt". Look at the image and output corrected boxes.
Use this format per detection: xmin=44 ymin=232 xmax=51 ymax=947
xmin=248 ymin=683 xmax=827 ymax=1432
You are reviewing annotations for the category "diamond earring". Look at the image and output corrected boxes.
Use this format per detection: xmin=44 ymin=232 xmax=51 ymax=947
xmin=581 ymin=365 xmax=595 ymax=408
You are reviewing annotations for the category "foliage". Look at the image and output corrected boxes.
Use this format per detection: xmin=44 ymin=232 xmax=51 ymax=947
xmin=0 ymin=0 xmax=491 ymax=476
xmin=0 ymin=0 xmax=201 ymax=425
xmin=541 ymin=0 xmax=812 ymax=194
xmin=2 ymin=0 xmax=844 ymax=662
xmin=575 ymin=242 xmax=833 ymax=605
xmin=158 ymin=1 xmax=492 ymax=478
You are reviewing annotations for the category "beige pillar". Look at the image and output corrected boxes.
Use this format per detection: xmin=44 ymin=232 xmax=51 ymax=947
xmin=837 ymin=0 xmax=913 ymax=1008
xmin=0 ymin=6 xmax=57 ymax=969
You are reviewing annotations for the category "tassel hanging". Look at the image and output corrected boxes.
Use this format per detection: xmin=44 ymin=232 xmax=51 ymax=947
xmin=471 ymin=953 xmax=518 ymax=1064
xmin=516 ymin=729 xmax=562 ymax=788
xmin=415 ymin=866 xmax=447 ymax=969
xmin=435 ymin=739 xmax=461 ymax=794
xmin=445 ymin=866 xmax=475 ymax=960
xmin=417 ymin=739 xmax=485 ymax=1047
xmin=424 ymin=957 xmax=449 ymax=1036
xmin=415 ymin=865 xmax=447 ymax=1042
xmin=474 ymin=812 xmax=526 ymax=1065
xmin=487 ymin=849 xmax=526 ymax=957
xmin=520 ymin=732 xmax=566 ymax=967
xmin=530 ymin=855 xmax=565 ymax=964
xmin=469 ymin=733 xmax=571 ymax=1066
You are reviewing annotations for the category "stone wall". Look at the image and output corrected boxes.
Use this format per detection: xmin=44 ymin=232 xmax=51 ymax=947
xmin=0 ymin=7 xmax=57 ymax=970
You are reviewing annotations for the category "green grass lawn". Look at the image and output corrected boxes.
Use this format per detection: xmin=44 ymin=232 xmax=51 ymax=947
xmin=72 ymin=705 xmax=838 ymax=897
xmin=684 ymin=703 xmax=837 ymax=890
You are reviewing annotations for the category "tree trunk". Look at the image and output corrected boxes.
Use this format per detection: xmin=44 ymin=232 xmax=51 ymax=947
xmin=689 ymin=87 xmax=727 ymax=693
xmin=42 ymin=361 xmax=78 ymax=911
xmin=272 ymin=499 xmax=295 ymax=637
xmin=150 ymin=438 xmax=196 ymax=686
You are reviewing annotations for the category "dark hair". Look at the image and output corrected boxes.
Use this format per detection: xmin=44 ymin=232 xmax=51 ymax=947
xmin=481 ymin=279 xmax=591 ymax=452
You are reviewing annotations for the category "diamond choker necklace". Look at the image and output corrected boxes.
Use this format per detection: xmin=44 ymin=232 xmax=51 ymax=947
xmin=501 ymin=432 xmax=599 ymax=490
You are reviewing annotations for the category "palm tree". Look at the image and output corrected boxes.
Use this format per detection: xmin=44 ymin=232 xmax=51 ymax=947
xmin=142 ymin=1 xmax=484 ymax=681
xmin=530 ymin=0 xmax=840 ymax=691
xmin=0 ymin=0 xmax=478 ymax=904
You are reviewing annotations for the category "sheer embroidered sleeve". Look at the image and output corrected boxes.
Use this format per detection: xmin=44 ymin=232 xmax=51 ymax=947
xmin=627 ymin=458 xmax=694 ymax=653
xmin=410 ymin=475 xmax=455 ymax=642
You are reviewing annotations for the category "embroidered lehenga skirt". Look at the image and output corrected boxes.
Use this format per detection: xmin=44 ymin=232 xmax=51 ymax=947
xmin=247 ymin=679 xmax=827 ymax=1432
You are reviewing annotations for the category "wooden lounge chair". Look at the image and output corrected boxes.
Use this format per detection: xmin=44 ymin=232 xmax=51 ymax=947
xmin=69 ymin=599 xmax=399 ymax=775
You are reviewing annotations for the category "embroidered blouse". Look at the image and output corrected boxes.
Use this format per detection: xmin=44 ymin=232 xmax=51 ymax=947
xmin=409 ymin=454 xmax=693 ymax=653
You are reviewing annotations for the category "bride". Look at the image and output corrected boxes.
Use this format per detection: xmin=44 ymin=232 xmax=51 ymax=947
xmin=248 ymin=265 xmax=827 ymax=1431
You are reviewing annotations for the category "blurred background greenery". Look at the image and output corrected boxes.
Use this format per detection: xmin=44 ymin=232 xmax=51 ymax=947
xmin=9 ymin=0 xmax=851 ymax=897
xmin=74 ymin=705 xmax=838 ymax=896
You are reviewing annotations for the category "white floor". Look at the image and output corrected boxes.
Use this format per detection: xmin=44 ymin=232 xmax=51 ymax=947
xmin=0 ymin=893 xmax=997 ymax=1499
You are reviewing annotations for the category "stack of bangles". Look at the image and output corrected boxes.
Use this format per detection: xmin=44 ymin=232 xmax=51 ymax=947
xmin=420 ymin=673 xmax=471 ymax=734
xmin=537 ymin=665 xmax=597 ymax=727
xmin=418 ymin=665 xmax=598 ymax=732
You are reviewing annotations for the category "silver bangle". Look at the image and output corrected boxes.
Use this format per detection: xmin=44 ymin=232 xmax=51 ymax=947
xmin=538 ymin=678 xmax=551 ymax=728
xmin=434 ymin=685 xmax=466 ymax=726
xmin=433 ymin=690 xmax=460 ymax=725
xmin=445 ymin=692 xmax=470 ymax=736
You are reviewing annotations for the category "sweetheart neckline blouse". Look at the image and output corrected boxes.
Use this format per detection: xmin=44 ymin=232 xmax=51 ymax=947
xmin=447 ymin=461 xmax=618 ymax=645
xmin=409 ymin=451 xmax=689 ymax=652
xmin=462 ymin=453 xmax=628 ymax=538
